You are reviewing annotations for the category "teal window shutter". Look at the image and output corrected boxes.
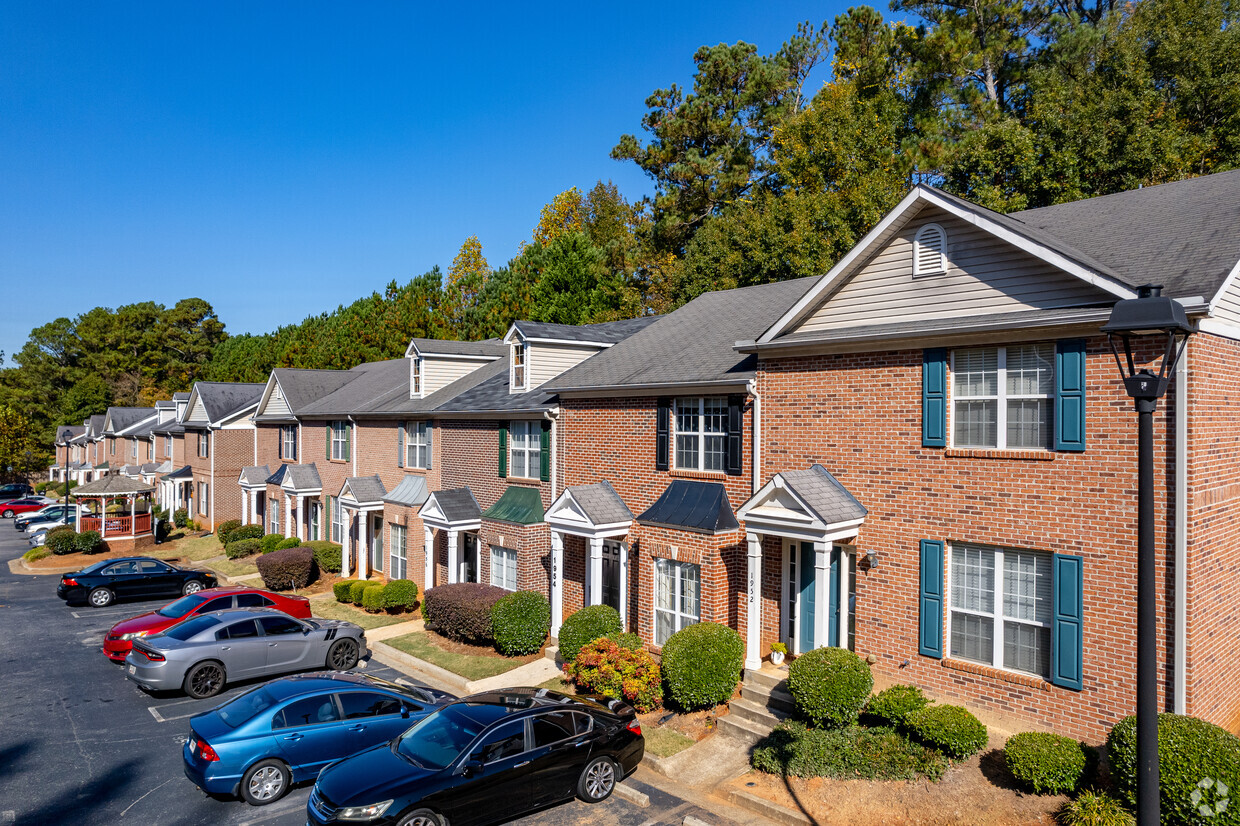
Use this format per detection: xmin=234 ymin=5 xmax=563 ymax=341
xmin=498 ymin=423 xmax=508 ymax=478
xmin=919 ymin=539 xmax=944 ymax=658
xmin=539 ymin=420 xmax=551 ymax=482
xmin=922 ymin=349 xmax=947 ymax=447
xmin=397 ymin=422 xmax=405 ymax=468
xmin=1055 ymin=340 xmax=1087 ymax=452
xmin=1051 ymin=553 xmax=1084 ymax=690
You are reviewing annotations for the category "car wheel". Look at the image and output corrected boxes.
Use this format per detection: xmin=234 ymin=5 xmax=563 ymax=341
xmin=183 ymin=661 xmax=226 ymax=699
xmin=182 ymin=579 xmax=204 ymax=596
xmin=88 ymin=587 xmax=114 ymax=608
xmin=240 ymin=759 xmax=289 ymax=806
xmin=577 ymin=756 xmax=617 ymax=803
xmin=395 ymin=809 xmax=443 ymax=826
xmin=2 ymin=509 xmax=13 ymax=518
xmin=326 ymin=638 xmax=359 ymax=671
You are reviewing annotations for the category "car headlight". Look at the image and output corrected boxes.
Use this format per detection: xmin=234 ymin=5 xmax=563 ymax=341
xmin=120 ymin=632 xmax=147 ymax=641
xmin=337 ymin=800 xmax=393 ymax=821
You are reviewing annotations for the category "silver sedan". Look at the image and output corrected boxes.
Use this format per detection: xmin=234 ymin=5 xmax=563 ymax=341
xmin=124 ymin=608 xmax=368 ymax=699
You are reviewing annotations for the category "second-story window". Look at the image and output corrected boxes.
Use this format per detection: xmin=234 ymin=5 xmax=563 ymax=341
xmin=198 ymin=432 xmax=209 ymax=458
xmin=953 ymin=344 xmax=1053 ymax=450
xmin=330 ymin=422 xmax=349 ymax=461
xmin=110 ymin=439 xmax=115 ymax=455
xmin=674 ymin=397 xmax=727 ymax=472
xmin=146 ymin=440 xmax=153 ymax=460
xmin=509 ymin=421 xmax=540 ymax=479
xmin=511 ymin=343 xmax=527 ymax=391
xmin=131 ymin=439 xmax=138 ymax=459
xmin=282 ymin=425 xmax=298 ymax=461
xmin=406 ymin=421 xmax=431 ymax=469
xmin=164 ymin=435 xmax=172 ymax=458
xmin=411 ymin=357 xmax=422 ymax=396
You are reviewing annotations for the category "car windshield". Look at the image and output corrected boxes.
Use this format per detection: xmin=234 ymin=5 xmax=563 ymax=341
xmin=162 ymin=615 xmax=221 ymax=641
xmin=157 ymin=594 xmax=208 ymax=618
xmin=216 ymin=686 xmax=279 ymax=728
xmin=396 ymin=706 xmax=485 ymax=771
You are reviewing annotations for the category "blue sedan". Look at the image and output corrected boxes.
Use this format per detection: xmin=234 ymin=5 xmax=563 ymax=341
xmin=182 ymin=671 xmax=456 ymax=806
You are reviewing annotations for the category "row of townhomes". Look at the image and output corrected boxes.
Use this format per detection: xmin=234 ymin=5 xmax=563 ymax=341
xmin=49 ymin=171 xmax=1240 ymax=742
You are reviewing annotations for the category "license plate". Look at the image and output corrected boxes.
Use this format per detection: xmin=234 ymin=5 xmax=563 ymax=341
xmin=189 ymin=739 xmax=197 ymax=756
xmin=128 ymin=665 xmax=136 ymax=675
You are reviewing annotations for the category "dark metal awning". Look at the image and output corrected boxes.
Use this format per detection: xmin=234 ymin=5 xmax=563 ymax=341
xmin=637 ymin=480 xmax=739 ymax=534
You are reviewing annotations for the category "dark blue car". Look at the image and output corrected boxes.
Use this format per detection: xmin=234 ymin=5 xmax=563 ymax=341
xmin=183 ymin=671 xmax=456 ymax=805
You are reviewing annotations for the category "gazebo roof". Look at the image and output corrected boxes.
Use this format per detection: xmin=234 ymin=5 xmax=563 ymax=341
xmin=73 ymin=475 xmax=156 ymax=496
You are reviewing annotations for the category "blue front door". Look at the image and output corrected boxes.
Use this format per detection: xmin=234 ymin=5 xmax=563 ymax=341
xmin=796 ymin=543 xmax=844 ymax=653
xmin=798 ymin=542 xmax=816 ymax=654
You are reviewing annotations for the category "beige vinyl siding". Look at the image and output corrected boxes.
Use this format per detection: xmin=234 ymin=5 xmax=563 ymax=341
xmin=1210 ymin=273 xmax=1240 ymax=328
xmin=188 ymin=395 xmax=210 ymax=423
xmin=422 ymin=355 xmax=489 ymax=396
xmin=795 ymin=206 xmax=1112 ymax=335
xmin=528 ymin=343 xmax=600 ymax=388
xmin=265 ymin=383 xmax=292 ymax=417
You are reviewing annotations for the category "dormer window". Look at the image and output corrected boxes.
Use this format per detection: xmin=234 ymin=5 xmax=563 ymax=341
xmin=511 ymin=342 xmax=527 ymax=392
xmin=411 ymin=356 xmax=422 ymax=397
xmin=913 ymin=223 xmax=947 ymax=276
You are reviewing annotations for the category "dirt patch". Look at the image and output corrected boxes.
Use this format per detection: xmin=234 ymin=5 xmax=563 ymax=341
xmin=422 ymin=628 xmax=544 ymax=665
xmin=639 ymin=707 xmax=728 ymax=744
xmin=30 ymin=549 xmax=190 ymax=570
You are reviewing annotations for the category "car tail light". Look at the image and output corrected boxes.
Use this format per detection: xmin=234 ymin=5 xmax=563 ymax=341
xmin=626 ymin=719 xmax=642 ymax=736
xmin=141 ymin=649 xmax=165 ymax=662
xmin=62 ymin=578 xmax=78 ymax=586
xmin=197 ymin=739 xmax=219 ymax=762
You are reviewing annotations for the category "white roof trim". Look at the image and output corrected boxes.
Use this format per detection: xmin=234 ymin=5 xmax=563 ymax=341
xmin=281 ymin=478 xmax=321 ymax=495
xmin=418 ymin=494 xmax=481 ymax=531
xmin=114 ymin=413 xmax=159 ymax=437
xmin=501 ymin=326 xmax=527 ymax=345
xmin=218 ymin=401 xmax=260 ymax=428
xmin=254 ymin=374 xmax=297 ymax=421
xmin=404 ymin=340 xmax=499 ymax=360
xmin=758 ymin=186 xmax=1137 ymax=344
xmin=545 ymin=489 xmax=631 ymax=538
xmin=502 ymin=325 xmax=614 ymax=349
xmin=737 ymin=473 xmax=866 ymax=542
xmin=1207 ymin=256 xmax=1240 ymax=315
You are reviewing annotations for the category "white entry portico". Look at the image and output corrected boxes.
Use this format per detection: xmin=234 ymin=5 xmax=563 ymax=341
xmin=281 ymin=464 xmax=322 ymax=542
xmin=338 ymin=475 xmax=387 ymax=579
xmin=545 ymin=482 xmax=634 ymax=637
xmin=418 ymin=487 xmax=482 ymax=587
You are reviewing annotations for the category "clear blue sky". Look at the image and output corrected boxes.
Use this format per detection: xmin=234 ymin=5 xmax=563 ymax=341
xmin=0 ymin=1 xmax=854 ymax=361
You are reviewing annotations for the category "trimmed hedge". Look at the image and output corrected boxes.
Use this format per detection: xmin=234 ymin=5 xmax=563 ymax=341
xmin=47 ymin=529 xmax=78 ymax=555
xmin=259 ymin=533 xmax=284 ymax=554
xmin=255 ymin=546 xmax=316 ymax=591
xmin=661 ymin=622 xmax=744 ymax=710
xmin=1107 ymin=713 xmax=1240 ymax=826
xmin=787 ymin=647 xmax=874 ymax=728
xmin=305 ymin=540 xmax=342 ymax=573
xmin=904 ymin=704 xmax=988 ymax=759
xmin=491 ymin=590 xmax=550 ymax=655
xmin=275 ymin=536 xmax=301 ymax=550
xmin=383 ymin=579 xmax=419 ymax=612
xmin=752 ymin=721 xmax=947 ymax=781
xmin=74 ymin=530 xmax=105 ymax=554
xmin=1004 ymin=731 xmax=1087 ymax=795
xmin=566 ymin=638 xmax=662 ymax=712
xmin=421 ymin=583 xmax=507 ymax=644
xmin=866 ymin=684 xmax=930 ymax=727
xmin=229 ymin=524 xmax=263 ymax=542
xmin=333 ymin=580 xmax=354 ymax=602
xmin=557 ymin=604 xmax=622 ymax=663
xmin=215 ymin=519 xmax=242 ymax=545
xmin=348 ymin=580 xmax=375 ymax=605
xmin=225 ymin=538 xmax=262 ymax=559
xmin=362 ymin=584 xmax=387 ymax=613
xmin=1057 ymin=791 xmax=1135 ymax=826
xmin=614 ymin=632 xmax=644 ymax=651
xmin=173 ymin=508 xmax=188 ymax=527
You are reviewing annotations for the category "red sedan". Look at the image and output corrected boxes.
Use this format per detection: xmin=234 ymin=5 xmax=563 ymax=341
xmin=1 ymin=498 xmax=55 ymax=519
xmin=102 ymin=586 xmax=313 ymax=662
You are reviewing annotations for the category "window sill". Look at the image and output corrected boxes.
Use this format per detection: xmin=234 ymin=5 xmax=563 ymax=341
xmin=505 ymin=476 xmax=542 ymax=486
xmin=941 ymin=657 xmax=1051 ymax=691
xmin=668 ymin=468 xmax=727 ymax=481
xmin=944 ymin=448 xmax=1055 ymax=462
xmin=402 ymin=467 xmax=429 ymax=474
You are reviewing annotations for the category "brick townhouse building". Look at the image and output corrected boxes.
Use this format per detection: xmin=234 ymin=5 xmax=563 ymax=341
xmin=152 ymin=392 xmax=190 ymax=513
xmin=101 ymin=407 xmax=157 ymax=480
xmin=178 ymin=382 xmax=264 ymax=530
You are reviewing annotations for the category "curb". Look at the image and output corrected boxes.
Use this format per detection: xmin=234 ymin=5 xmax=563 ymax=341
xmin=725 ymin=790 xmax=812 ymax=826
xmin=369 ymin=640 xmax=471 ymax=694
xmin=640 ymin=750 xmax=673 ymax=776
xmin=614 ymin=783 xmax=651 ymax=808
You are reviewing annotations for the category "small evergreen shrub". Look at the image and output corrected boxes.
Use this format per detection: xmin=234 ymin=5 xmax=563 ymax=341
xmin=215 ymin=519 xmax=242 ymax=545
xmin=305 ymin=540 xmax=342 ymax=573
xmin=787 ymin=646 xmax=874 ymax=728
xmin=1056 ymin=791 xmax=1136 ymax=826
xmin=491 ymin=590 xmax=550 ymax=655
xmin=383 ymin=579 xmax=418 ymax=612
xmin=1107 ymin=713 xmax=1240 ymax=826
xmin=557 ymin=604 xmax=622 ymax=663
xmin=1004 ymin=731 xmax=1087 ymax=795
xmin=225 ymin=538 xmax=262 ymax=559
xmin=566 ymin=637 xmax=662 ymax=712
xmin=661 ymin=622 xmax=744 ymax=710
xmin=173 ymin=508 xmax=188 ymax=527
xmin=74 ymin=530 xmax=105 ymax=554
xmin=255 ymin=546 xmax=316 ymax=591
xmin=24 ymin=546 xmax=51 ymax=561
xmin=348 ymin=580 xmax=374 ymax=605
xmin=421 ymin=583 xmax=507 ymax=643
xmin=752 ymin=721 xmax=947 ymax=781
xmin=614 ymin=632 xmax=644 ymax=651
xmin=866 ymin=684 xmax=931 ymax=727
xmin=229 ymin=524 xmax=263 ymax=542
xmin=259 ymin=533 xmax=284 ymax=554
xmin=275 ymin=536 xmax=301 ymax=550
xmin=35 ymin=481 xmax=49 ymax=493
xmin=47 ymin=529 xmax=78 ymax=555
xmin=362 ymin=584 xmax=387 ymax=613
xmin=904 ymin=704 xmax=988 ymax=759
xmin=333 ymin=580 xmax=354 ymax=602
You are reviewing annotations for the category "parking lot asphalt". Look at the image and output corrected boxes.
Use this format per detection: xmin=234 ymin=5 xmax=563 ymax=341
xmin=0 ymin=530 xmax=709 ymax=826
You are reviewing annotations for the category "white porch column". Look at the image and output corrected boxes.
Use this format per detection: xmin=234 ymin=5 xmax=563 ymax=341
xmin=745 ymin=532 xmax=763 ymax=670
xmin=618 ymin=541 xmax=629 ymax=631
xmin=297 ymin=495 xmax=306 ymax=541
xmin=284 ymin=496 xmax=293 ymax=538
xmin=241 ymin=489 xmax=248 ymax=525
xmin=423 ymin=526 xmax=435 ymax=591
xmin=447 ymin=529 xmax=459 ymax=584
xmin=550 ymin=530 xmax=564 ymax=636
xmin=341 ymin=513 xmax=353 ymax=577
xmin=838 ymin=551 xmax=850 ymax=650
xmin=588 ymin=536 xmax=603 ymax=607
xmin=813 ymin=542 xmax=829 ymax=650
xmin=358 ymin=512 xmax=370 ymax=580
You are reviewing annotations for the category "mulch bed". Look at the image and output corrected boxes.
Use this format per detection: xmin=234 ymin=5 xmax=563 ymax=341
xmin=638 ymin=707 xmax=727 ymax=744
xmin=29 ymin=550 xmax=188 ymax=570
xmin=421 ymin=627 xmax=545 ymax=665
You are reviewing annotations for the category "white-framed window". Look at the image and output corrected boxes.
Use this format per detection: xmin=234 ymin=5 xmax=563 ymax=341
xmin=282 ymin=425 xmax=297 ymax=461
xmin=164 ymin=435 xmax=172 ymax=457
xmin=509 ymin=421 xmax=541 ymax=479
xmin=406 ymin=421 xmax=431 ymax=469
xmin=269 ymin=500 xmax=280 ymax=535
xmin=948 ymin=543 xmax=1052 ymax=678
xmin=330 ymin=496 xmax=344 ymax=543
xmin=511 ymin=342 xmax=527 ymax=391
xmin=674 ymin=397 xmax=727 ymax=472
xmin=110 ymin=439 xmax=115 ymax=455
xmin=131 ymin=439 xmax=138 ymax=458
xmin=309 ymin=501 xmax=320 ymax=541
xmin=146 ymin=440 xmax=153 ymax=460
xmin=913 ymin=223 xmax=947 ymax=276
xmin=330 ymin=422 xmax=348 ymax=461
xmin=411 ymin=357 xmax=422 ymax=397
xmin=952 ymin=344 xmax=1054 ymax=450
xmin=654 ymin=558 xmax=700 ymax=646
xmin=390 ymin=524 xmax=407 ymax=580
xmin=490 ymin=546 xmax=517 ymax=591
xmin=197 ymin=482 xmax=208 ymax=516
xmin=198 ymin=432 xmax=209 ymax=458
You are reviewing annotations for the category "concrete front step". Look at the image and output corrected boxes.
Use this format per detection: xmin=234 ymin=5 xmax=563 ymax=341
xmin=744 ymin=667 xmax=790 ymax=692
xmin=740 ymin=683 xmax=796 ymax=715
xmin=718 ymin=712 xmax=771 ymax=745
xmin=729 ymin=696 xmax=790 ymax=728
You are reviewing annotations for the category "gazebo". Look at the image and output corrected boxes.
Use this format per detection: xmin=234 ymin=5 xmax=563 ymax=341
xmin=73 ymin=475 xmax=157 ymax=545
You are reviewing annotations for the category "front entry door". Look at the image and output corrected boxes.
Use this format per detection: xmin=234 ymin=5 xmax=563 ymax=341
xmin=787 ymin=541 xmax=849 ymax=655
xmin=370 ymin=515 xmax=384 ymax=573
xmin=797 ymin=542 xmax=816 ymax=655
xmin=601 ymin=541 xmax=621 ymax=611
xmin=461 ymin=533 xmax=478 ymax=583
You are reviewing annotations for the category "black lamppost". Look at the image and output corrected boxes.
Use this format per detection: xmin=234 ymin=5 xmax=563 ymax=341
xmin=1101 ymin=284 xmax=1195 ymax=826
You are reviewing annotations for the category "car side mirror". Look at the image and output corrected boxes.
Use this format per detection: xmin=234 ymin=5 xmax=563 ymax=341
xmin=401 ymin=706 xmax=410 ymax=719
xmin=460 ymin=759 xmax=483 ymax=778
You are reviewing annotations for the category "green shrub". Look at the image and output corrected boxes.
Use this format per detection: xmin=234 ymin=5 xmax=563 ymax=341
xmin=491 ymin=591 xmax=550 ymax=655
xmin=74 ymin=530 xmax=105 ymax=554
xmin=661 ymin=622 xmax=744 ymax=710
xmin=173 ymin=508 xmax=188 ymax=527
xmin=348 ymin=580 xmax=374 ymax=605
xmin=46 ymin=524 xmax=74 ymax=538
xmin=215 ymin=519 xmax=242 ymax=545
xmin=421 ymin=583 xmax=507 ymax=643
xmin=35 ymin=481 xmax=49 ymax=493
xmin=333 ymin=580 xmax=354 ymax=602
xmin=362 ymin=584 xmax=387 ymax=613
xmin=557 ymin=604 xmax=622 ymax=662
xmin=47 ymin=529 xmax=78 ymax=555
xmin=260 ymin=533 xmax=284 ymax=554
xmin=306 ymin=540 xmax=342 ymax=573
xmin=229 ymin=524 xmax=263 ymax=542
xmin=23 ymin=546 xmax=50 ymax=561
xmin=225 ymin=538 xmax=262 ymax=559
xmin=904 ymin=704 xmax=988 ymax=759
xmin=275 ymin=536 xmax=301 ymax=550
xmin=1107 ymin=713 xmax=1240 ymax=826
xmin=752 ymin=720 xmax=946 ymax=781
xmin=866 ymin=684 xmax=930 ymax=727
xmin=383 ymin=579 xmax=419 ymax=612
xmin=614 ymin=632 xmax=644 ymax=651
xmin=1004 ymin=731 xmax=1087 ymax=795
xmin=1056 ymin=790 xmax=1136 ymax=826
xmin=786 ymin=647 xmax=873 ymax=728
xmin=566 ymin=638 xmax=662 ymax=712
xmin=255 ymin=546 xmax=316 ymax=591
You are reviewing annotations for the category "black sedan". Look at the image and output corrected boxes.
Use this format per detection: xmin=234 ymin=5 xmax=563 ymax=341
xmin=57 ymin=557 xmax=218 ymax=608
xmin=307 ymin=688 xmax=644 ymax=826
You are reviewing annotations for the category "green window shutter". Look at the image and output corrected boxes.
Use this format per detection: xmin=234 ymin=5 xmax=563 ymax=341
xmin=498 ymin=423 xmax=508 ymax=478
xmin=919 ymin=539 xmax=944 ymax=658
xmin=345 ymin=423 xmax=352 ymax=461
xmin=726 ymin=394 xmax=744 ymax=476
xmin=1055 ymin=339 xmax=1087 ymax=452
xmin=655 ymin=398 xmax=670 ymax=471
xmin=326 ymin=423 xmax=331 ymax=461
xmin=922 ymin=349 xmax=947 ymax=447
xmin=540 ymin=420 xmax=551 ymax=482
xmin=1051 ymin=554 xmax=1085 ymax=690
xmin=397 ymin=422 xmax=405 ymax=468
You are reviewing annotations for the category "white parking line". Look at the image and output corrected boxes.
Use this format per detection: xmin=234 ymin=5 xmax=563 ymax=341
xmin=236 ymin=794 xmax=308 ymax=825
xmin=147 ymin=689 xmax=245 ymax=723
xmin=71 ymin=606 xmax=152 ymax=619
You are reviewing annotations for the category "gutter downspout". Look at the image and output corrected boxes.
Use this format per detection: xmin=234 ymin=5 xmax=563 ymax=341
xmin=1174 ymin=340 xmax=1189 ymax=714
xmin=749 ymin=378 xmax=761 ymax=495
xmin=209 ymin=428 xmax=216 ymax=531
xmin=349 ymin=416 xmax=358 ymax=476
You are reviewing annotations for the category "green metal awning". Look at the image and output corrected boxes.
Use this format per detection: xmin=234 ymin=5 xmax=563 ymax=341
xmin=481 ymin=485 xmax=545 ymax=525
xmin=95 ymin=462 xmax=109 ymax=469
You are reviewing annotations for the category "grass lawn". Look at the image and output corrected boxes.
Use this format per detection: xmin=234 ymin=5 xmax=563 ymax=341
xmin=209 ymin=556 xmax=259 ymax=579
xmin=537 ymin=676 xmax=574 ymax=693
xmin=310 ymin=597 xmax=415 ymax=630
xmin=644 ymin=726 xmax=695 ymax=759
xmin=170 ymin=533 xmax=225 ymax=561
xmin=385 ymin=632 xmax=528 ymax=681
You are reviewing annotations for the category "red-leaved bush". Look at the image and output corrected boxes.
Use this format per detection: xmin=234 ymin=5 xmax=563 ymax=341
xmin=565 ymin=637 xmax=662 ymax=712
xmin=421 ymin=583 xmax=507 ymax=643
xmin=255 ymin=546 xmax=316 ymax=591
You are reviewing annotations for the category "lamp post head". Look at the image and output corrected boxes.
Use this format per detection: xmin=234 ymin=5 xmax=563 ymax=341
xmin=1102 ymin=285 xmax=1195 ymax=407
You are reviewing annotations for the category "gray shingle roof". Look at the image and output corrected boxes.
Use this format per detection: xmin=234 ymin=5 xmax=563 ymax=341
xmin=565 ymin=481 xmax=633 ymax=525
xmin=298 ymin=360 xmax=410 ymax=417
xmin=427 ymin=487 xmax=481 ymax=522
xmin=75 ymin=475 xmax=155 ymax=496
xmin=546 ymin=278 xmax=818 ymax=391
xmin=780 ymin=464 xmax=868 ymax=525
xmin=57 ymin=425 xmax=86 ymax=444
xmin=341 ymin=475 xmax=386 ymax=504
xmin=155 ymin=399 xmax=175 ymax=409
xmin=128 ymin=418 xmax=158 ymax=438
xmin=88 ymin=415 xmax=105 ymax=436
xmin=194 ymin=382 xmax=265 ymax=422
xmin=161 ymin=464 xmax=192 ymax=480
xmin=383 ymin=474 xmax=430 ymax=507
xmin=407 ymin=338 xmax=506 ymax=357
xmin=173 ymin=392 xmax=190 ymax=401
xmin=284 ymin=464 xmax=322 ymax=492
xmin=512 ymin=316 xmax=660 ymax=344
xmin=364 ymin=356 xmax=512 ymax=417
xmin=106 ymin=407 xmax=157 ymax=433
xmin=239 ymin=465 xmax=271 ymax=486
xmin=151 ymin=420 xmax=185 ymax=436
xmin=268 ymin=369 xmax=360 ymax=416
xmin=432 ymin=359 xmax=559 ymax=414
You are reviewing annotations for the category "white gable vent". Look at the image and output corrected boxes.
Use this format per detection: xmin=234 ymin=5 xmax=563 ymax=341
xmin=913 ymin=223 xmax=947 ymax=276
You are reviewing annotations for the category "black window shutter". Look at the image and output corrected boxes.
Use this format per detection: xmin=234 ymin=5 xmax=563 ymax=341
xmin=726 ymin=395 xmax=744 ymax=476
xmin=540 ymin=420 xmax=551 ymax=482
xmin=655 ymin=398 xmax=670 ymax=471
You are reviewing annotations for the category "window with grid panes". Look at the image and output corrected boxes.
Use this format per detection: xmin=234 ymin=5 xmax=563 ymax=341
xmin=390 ymin=524 xmax=407 ymax=580
xmin=949 ymin=543 xmax=1052 ymax=678
xmin=406 ymin=421 xmax=431 ymax=469
xmin=490 ymin=546 xmax=517 ymax=591
xmin=330 ymin=496 xmax=343 ymax=543
xmin=411 ymin=357 xmax=422 ymax=396
xmin=509 ymin=421 xmax=540 ymax=479
xmin=654 ymin=558 xmax=700 ymax=645
xmin=674 ymin=397 xmax=727 ymax=471
xmin=330 ymin=422 xmax=348 ymax=461
xmin=198 ymin=432 xmax=209 ymax=458
xmin=269 ymin=500 xmax=280 ymax=535
xmin=282 ymin=425 xmax=297 ymax=461
xmin=953 ymin=345 xmax=1054 ymax=449
xmin=131 ymin=439 xmax=138 ymax=458
xmin=198 ymin=482 xmax=208 ymax=516
xmin=511 ymin=343 xmax=527 ymax=391
xmin=164 ymin=435 xmax=172 ymax=457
